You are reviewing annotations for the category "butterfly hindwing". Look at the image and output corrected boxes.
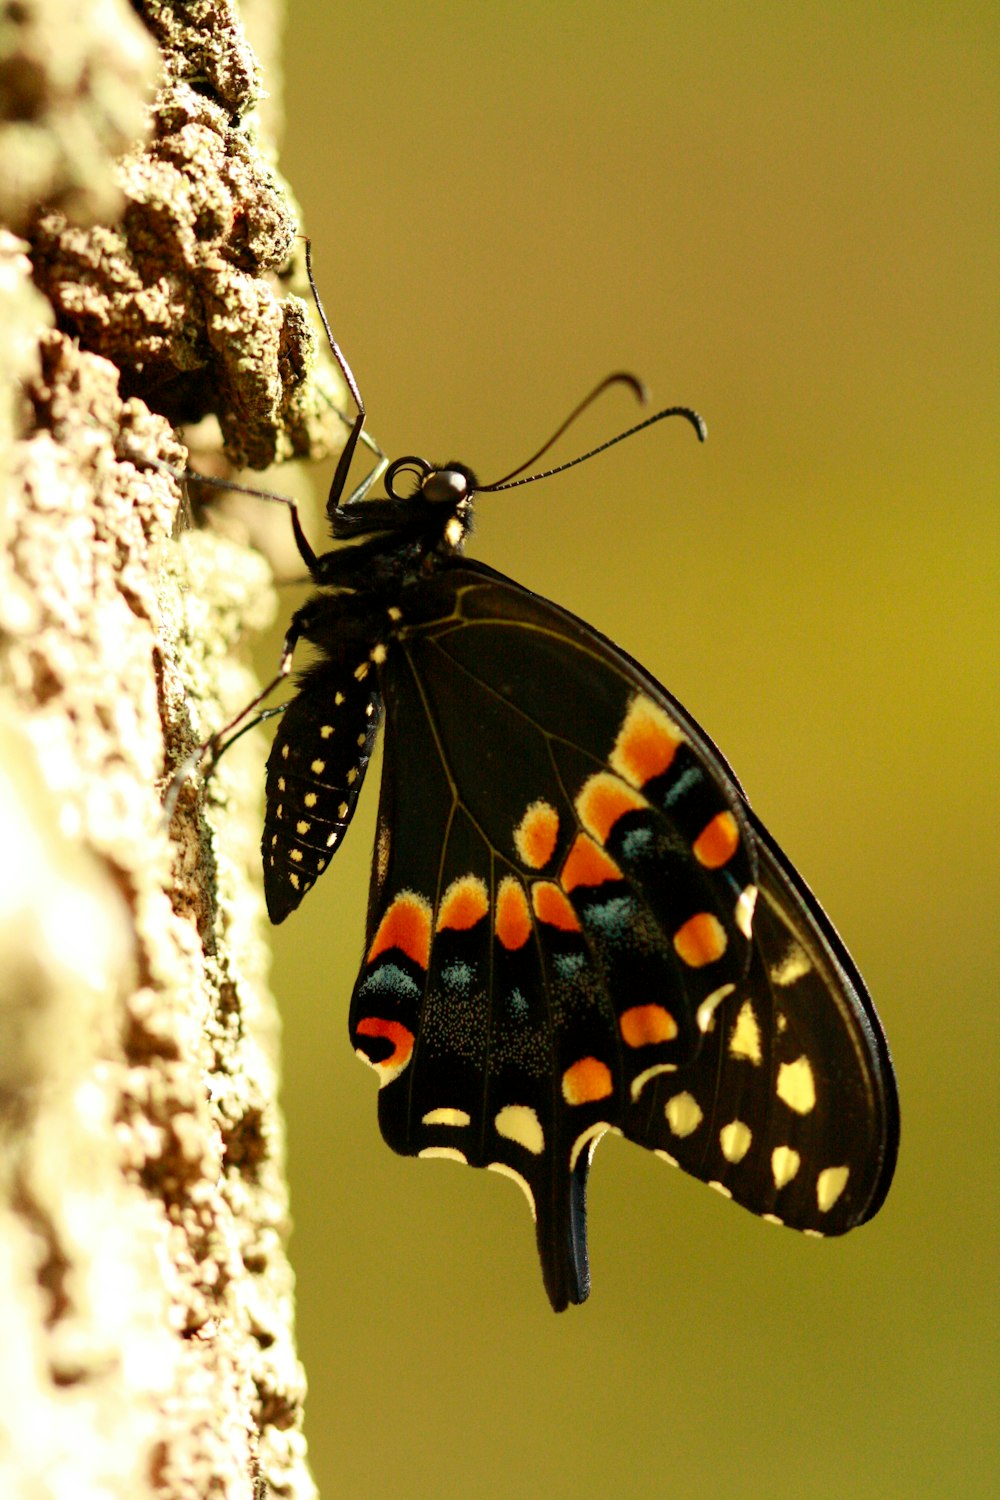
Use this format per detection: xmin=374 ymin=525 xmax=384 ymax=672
xmin=349 ymin=561 xmax=768 ymax=1308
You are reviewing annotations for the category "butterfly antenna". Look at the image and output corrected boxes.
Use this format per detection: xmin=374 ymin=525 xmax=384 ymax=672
xmin=480 ymin=393 xmax=706 ymax=494
xmin=301 ymin=239 xmax=387 ymax=506
xmin=480 ymin=372 xmax=648 ymax=488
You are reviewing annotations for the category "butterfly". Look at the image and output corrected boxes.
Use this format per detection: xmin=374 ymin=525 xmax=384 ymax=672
xmin=249 ymin=249 xmax=898 ymax=1311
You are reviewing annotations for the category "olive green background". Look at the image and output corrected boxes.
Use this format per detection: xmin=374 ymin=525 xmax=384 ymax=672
xmin=271 ymin=5 xmax=996 ymax=1496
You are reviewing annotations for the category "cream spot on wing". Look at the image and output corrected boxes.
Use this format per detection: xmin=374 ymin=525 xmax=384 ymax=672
xmin=776 ymin=1055 xmax=817 ymax=1115
xmin=816 ymin=1165 xmax=850 ymax=1213
xmin=719 ymin=1119 xmax=752 ymax=1163
xmin=708 ymin=1180 xmax=732 ymax=1198
xmin=418 ymin=1147 xmax=467 ymax=1164
xmin=494 ymin=1104 xmax=544 ymax=1155
xmin=697 ymin=982 xmax=735 ymax=1033
xmin=488 ymin=1162 xmax=536 ymax=1220
xmin=665 ymin=1092 xmax=703 ymax=1138
xmin=629 ymin=1062 xmax=678 ymax=1101
xmin=770 ymin=943 xmax=812 ymax=986
xmin=735 ymin=884 xmax=757 ymax=939
xmin=422 ymin=1108 xmax=471 ymax=1128
xmin=569 ymin=1121 xmax=609 ymax=1171
xmin=729 ymin=999 xmax=762 ymax=1064
xmin=771 ymin=1146 xmax=801 ymax=1189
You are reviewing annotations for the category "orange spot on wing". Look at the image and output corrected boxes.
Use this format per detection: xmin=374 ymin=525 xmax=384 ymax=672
xmin=560 ymin=834 xmax=623 ymax=892
xmin=514 ymin=800 xmax=559 ymax=869
xmin=673 ymin=912 xmax=727 ymax=968
xmin=610 ymin=696 xmax=684 ymax=788
xmin=693 ymin=811 xmax=740 ymax=869
xmin=355 ymin=1017 xmax=415 ymax=1069
xmin=619 ymin=1004 xmax=679 ymax=1047
xmin=436 ymin=874 xmax=489 ymax=931
xmin=495 ymin=877 xmax=532 ymax=950
xmin=562 ymin=1056 xmax=614 ymax=1105
xmin=575 ymin=773 xmax=648 ymax=844
xmin=532 ymin=882 xmax=581 ymax=932
xmin=367 ymin=891 xmax=432 ymax=970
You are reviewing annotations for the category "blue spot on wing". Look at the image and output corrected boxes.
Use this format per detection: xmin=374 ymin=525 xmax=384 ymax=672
xmin=662 ymin=765 xmax=703 ymax=807
xmin=357 ymin=963 xmax=421 ymax=1004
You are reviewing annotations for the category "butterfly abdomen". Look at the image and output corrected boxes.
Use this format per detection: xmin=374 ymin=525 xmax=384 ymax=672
xmin=262 ymin=657 xmax=382 ymax=923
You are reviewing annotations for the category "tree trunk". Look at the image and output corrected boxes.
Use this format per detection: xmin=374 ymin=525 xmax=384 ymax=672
xmin=0 ymin=2 xmax=338 ymax=1494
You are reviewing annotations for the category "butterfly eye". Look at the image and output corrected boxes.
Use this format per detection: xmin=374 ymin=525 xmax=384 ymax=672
xmin=422 ymin=467 xmax=469 ymax=506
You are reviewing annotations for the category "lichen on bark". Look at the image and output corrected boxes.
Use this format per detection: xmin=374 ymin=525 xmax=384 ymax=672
xmin=0 ymin=1 xmax=337 ymax=1495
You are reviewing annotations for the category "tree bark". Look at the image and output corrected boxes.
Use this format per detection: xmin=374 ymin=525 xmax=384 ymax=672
xmin=0 ymin=2 xmax=338 ymax=1495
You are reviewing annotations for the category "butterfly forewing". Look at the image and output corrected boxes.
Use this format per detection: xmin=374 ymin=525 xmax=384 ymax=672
xmin=624 ymin=825 xmax=897 ymax=1234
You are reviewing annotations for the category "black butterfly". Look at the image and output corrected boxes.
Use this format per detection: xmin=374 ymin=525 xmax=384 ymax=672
xmin=248 ymin=251 xmax=898 ymax=1311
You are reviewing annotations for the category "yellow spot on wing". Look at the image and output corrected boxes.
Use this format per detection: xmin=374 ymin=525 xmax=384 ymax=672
xmin=488 ymin=1162 xmax=536 ymax=1220
xmin=697 ymin=982 xmax=735 ymax=1033
xmin=817 ymin=1165 xmax=850 ymax=1212
xmin=665 ymin=1092 xmax=703 ymax=1137
xmin=569 ymin=1121 xmax=610 ymax=1171
xmin=494 ymin=1104 xmax=544 ymax=1155
xmin=771 ymin=1145 xmax=801 ymax=1189
xmin=719 ymin=1120 xmax=752 ymax=1163
xmin=729 ymin=999 xmax=762 ymax=1064
xmin=629 ymin=1062 xmax=678 ymax=1101
xmin=422 ymin=1108 xmax=471 ymax=1127
xmin=770 ymin=944 xmax=812 ymax=986
xmin=776 ymin=1055 xmax=817 ymax=1115
xmin=735 ymin=885 xmax=757 ymax=939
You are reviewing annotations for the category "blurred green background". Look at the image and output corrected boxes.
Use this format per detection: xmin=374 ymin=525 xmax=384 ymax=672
xmin=269 ymin=4 xmax=996 ymax=1496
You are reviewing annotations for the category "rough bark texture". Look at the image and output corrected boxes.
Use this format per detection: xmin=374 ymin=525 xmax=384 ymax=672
xmin=0 ymin=2 xmax=340 ymax=1495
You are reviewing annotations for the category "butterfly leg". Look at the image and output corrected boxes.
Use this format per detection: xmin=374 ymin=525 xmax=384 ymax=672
xmin=161 ymin=595 xmax=325 ymax=822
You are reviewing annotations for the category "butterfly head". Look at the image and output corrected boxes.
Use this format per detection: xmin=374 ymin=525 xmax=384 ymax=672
xmin=383 ymin=455 xmax=477 ymax=554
